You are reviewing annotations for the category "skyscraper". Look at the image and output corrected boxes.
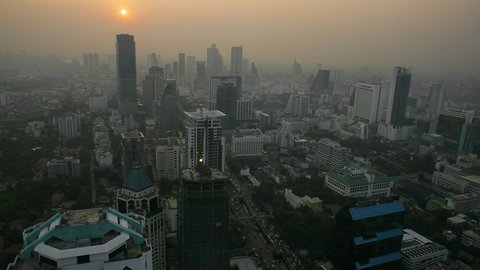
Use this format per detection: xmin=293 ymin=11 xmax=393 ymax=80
xmin=207 ymin=44 xmax=223 ymax=76
xmin=178 ymin=53 xmax=186 ymax=78
xmin=353 ymin=82 xmax=382 ymax=124
xmin=285 ymin=93 xmax=310 ymax=118
xmin=292 ymin=60 xmax=302 ymax=75
xmin=196 ymin=61 xmax=207 ymax=90
xmin=172 ymin=61 xmax=179 ymax=79
xmin=427 ymin=82 xmax=445 ymax=132
xmin=143 ymin=66 xmax=165 ymax=116
xmin=57 ymin=112 xmax=81 ymax=139
xmin=386 ymin=66 xmax=412 ymax=126
xmin=186 ymin=55 xmax=196 ymax=74
xmin=158 ymin=80 xmax=179 ymax=132
xmin=116 ymin=34 xmax=137 ymax=115
xmin=121 ymin=130 xmax=145 ymax=179
xmin=216 ymin=82 xmax=238 ymax=129
xmin=148 ymin=52 xmax=160 ymax=68
xmin=310 ymin=69 xmax=331 ymax=95
xmin=178 ymin=167 xmax=230 ymax=270
xmin=458 ymin=122 xmax=480 ymax=156
xmin=185 ymin=110 xmax=226 ymax=172
xmin=230 ymin=46 xmax=243 ymax=75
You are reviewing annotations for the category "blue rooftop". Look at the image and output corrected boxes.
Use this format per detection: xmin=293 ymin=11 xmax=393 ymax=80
xmin=123 ymin=167 xmax=153 ymax=192
xmin=349 ymin=200 xmax=405 ymax=221
xmin=353 ymin=228 xmax=403 ymax=246
xmin=355 ymin=252 xmax=402 ymax=270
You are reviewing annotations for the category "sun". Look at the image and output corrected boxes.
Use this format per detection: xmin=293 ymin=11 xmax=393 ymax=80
xmin=120 ymin=9 xmax=127 ymax=16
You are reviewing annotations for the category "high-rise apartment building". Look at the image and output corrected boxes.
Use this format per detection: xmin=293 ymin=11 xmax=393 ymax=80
xmin=116 ymin=167 xmax=166 ymax=270
xmin=178 ymin=168 xmax=230 ymax=270
xmin=307 ymin=138 xmax=351 ymax=170
xmin=353 ymin=82 xmax=382 ymax=124
xmin=230 ymin=46 xmax=243 ymax=75
xmin=154 ymin=137 xmax=182 ymax=181
xmin=285 ymin=93 xmax=310 ymax=118
xmin=185 ymin=110 xmax=226 ymax=172
xmin=386 ymin=66 xmax=412 ymax=126
xmin=116 ymin=34 xmax=137 ymax=115
xmin=57 ymin=112 xmax=81 ymax=139
xmin=47 ymin=157 xmax=81 ymax=179
xmin=236 ymin=99 xmax=254 ymax=120
xmin=121 ymin=130 xmax=145 ymax=179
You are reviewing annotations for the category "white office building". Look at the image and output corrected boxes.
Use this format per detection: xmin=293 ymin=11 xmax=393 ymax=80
xmin=231 ymin=129 xmax=268 ymax=157
xmin=353 ymin=82 xmax=382 ymax=124
xmin=307 ymin=138 xmax=350 ymax=170
xmin=7 ymin=208 xmax=153 ymax=270
xmin=237 ymin=100 xmax=254 ymax=120
xmin=154 ymin=138 xmax=181 ymax=181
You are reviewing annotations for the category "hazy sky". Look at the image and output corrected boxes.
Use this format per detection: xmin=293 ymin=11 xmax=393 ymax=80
xmin=1 ymin=0 xmax=479 ymax=74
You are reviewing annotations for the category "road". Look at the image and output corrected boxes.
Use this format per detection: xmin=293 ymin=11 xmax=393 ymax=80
xmin=230 ymin=176 xmax=303 ymax=270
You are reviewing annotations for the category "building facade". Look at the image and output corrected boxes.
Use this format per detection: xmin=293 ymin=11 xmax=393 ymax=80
xmin=116 ymin=168 xmax=167 ymax=270
xmin=185 ymin=110 xmax=226 ymax=172
xmin=328 ymin=200 xmax=405 ymax=270
xmin=178 ymin=168 xmax=230 ymax=270
xmin=57 ymin=112 xmax=81 ymax=139
xmin=116 ymin=34 xmax=137 ymax=115
xmin=386 ymin=66 xmax=412 ymax=127
xmin=7 ymin=208 xmax=153 ymax=270
xmin=307 ymin=138 xmax=351 ymax=170
xmin=353 ymin=82 xmax=382 ymax=124
xmin=47 ymin=157 xmax=80 ymax=179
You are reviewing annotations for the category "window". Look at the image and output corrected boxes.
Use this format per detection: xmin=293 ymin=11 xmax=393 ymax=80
xmin=77 ymin=255 xmax=90 ymax=264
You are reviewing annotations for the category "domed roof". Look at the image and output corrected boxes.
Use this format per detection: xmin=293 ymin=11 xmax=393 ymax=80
xmin=123 ymin=167 xmax=153 ymax=192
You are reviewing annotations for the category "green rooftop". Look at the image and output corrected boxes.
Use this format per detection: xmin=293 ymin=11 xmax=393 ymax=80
xmin=327 ymin=168 xmax=410 ymax=187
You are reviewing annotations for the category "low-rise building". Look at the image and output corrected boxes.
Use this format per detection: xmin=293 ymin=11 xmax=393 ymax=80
xmin=325 ymin=167 xmax=398 ymax=198
xmin=284 ymin=189 xmax=322 ymax=209
xmin=461 ymin=230 xmax=480 ymax=249
xmin=401 ymin=229 xmax=448 ymax=270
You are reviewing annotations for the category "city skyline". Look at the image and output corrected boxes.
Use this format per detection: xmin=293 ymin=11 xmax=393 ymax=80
xmin=1 ymin=0 xmax=479 ymax=74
